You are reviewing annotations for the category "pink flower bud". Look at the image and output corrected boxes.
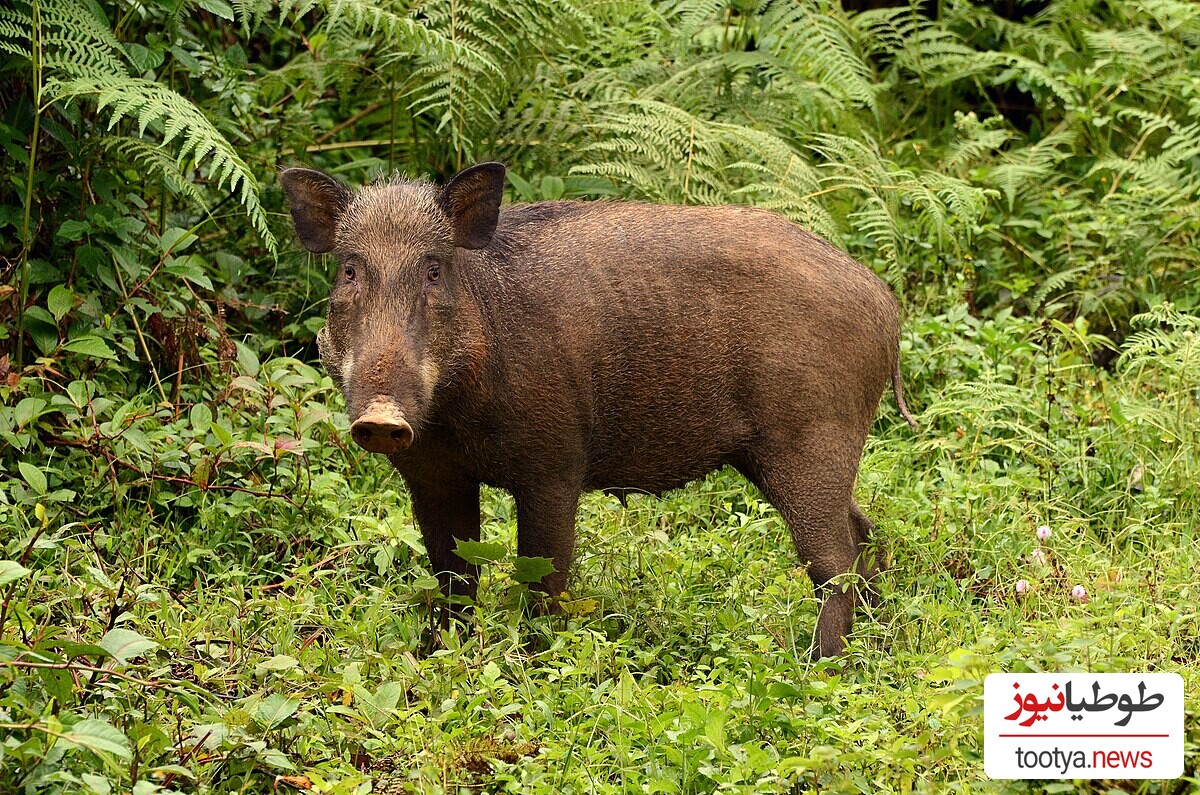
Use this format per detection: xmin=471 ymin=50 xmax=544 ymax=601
xmin=1016 ymin=579 xmax=1030 ymax=595
xmin=1071 ymin=584 xmax=1088 ymax=602
xmin=1036 ymin=525 xmax=1052 ymax=540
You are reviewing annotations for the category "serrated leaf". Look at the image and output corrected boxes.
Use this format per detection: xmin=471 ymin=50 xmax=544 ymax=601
xmin=62 ymin=719 xmax=132 ymax=760
xmin=454 ymin=539 xmax=507 ymax=565
xmin=55 ymin=219 xmax=91 ymax=242
xmin=0 ymin=560 xmax=32 ymax=586
xmin=18 ymin=462 xmax=47 ymax=495
xmin=255 ymin=694 xmax=300 ymax=729
xmin=62 ymin=336 xmax=116 ymax=360
xmin=47 ymin=285 xmax=74 ymax=321
xmin=164 ymin=255 xmax=213 ymax=290
xmin=99 ymin=628 xmax=158 ymax=663
xmin=512 ymin=555 xmax=556 ymax=584
xmin=123 ymin=42 xmax=164 ymax=72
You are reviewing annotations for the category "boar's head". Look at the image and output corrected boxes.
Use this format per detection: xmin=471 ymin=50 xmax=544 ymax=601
xmin=280 ymin=163 xmax=506 ymax=454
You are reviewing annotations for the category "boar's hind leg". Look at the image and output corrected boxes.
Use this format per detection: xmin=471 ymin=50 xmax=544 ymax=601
xmin=514 ymin=485 xmax=581 ymax=606
xmin=742 ymin=438 xmax=863 ymax=659
xmin=406 ymin=476 xmax=482 ymax=607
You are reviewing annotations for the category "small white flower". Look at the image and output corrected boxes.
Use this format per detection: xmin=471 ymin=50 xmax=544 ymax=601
xmin=1016 ymin=579 xmax=1030 ymax=595
xmin=1036 ymin=525 xmax=1052 ymax=540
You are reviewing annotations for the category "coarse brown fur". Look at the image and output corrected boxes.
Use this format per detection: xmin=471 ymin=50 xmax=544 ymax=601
xmin=281 ymin=163 xmax=916 ymax=658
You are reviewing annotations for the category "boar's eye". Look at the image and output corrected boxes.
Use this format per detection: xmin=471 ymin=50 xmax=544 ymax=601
xmin=426 ymin=263 xmax=441 ymax=284
xmin=342 ymin=264 xmax=356 ymax=283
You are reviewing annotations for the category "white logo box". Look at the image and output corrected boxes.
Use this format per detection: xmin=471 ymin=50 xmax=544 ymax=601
xmin=984 ymin=673 xmax=1184 ymax=780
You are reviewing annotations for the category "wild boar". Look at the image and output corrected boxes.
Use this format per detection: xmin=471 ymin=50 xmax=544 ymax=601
xmin=280 ymin=162 xmax=915 ymax=658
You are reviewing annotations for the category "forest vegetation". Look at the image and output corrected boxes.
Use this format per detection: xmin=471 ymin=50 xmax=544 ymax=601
xmin=1 ymin=0 xmax=1198 ymax=791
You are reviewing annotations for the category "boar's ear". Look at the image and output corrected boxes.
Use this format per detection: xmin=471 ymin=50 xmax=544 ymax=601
xmin=438 ymin=162 xmax=506 ymax=250
xmin=279 ymin=167 xmax=352 ymax=254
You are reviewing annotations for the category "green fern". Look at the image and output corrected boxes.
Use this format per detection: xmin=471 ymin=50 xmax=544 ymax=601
xmin=2 ymin=0 xmax=277 ymax=254
xmin=51 ymin=73 xmax=276 ymax=253
xmin=101 ymin=137 xmax=210 ymax=210
xmin=0 ymin=0 xmax=125 ymax=77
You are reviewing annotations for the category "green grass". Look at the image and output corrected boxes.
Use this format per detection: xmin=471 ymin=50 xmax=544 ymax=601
xmin=3 ymin=310 xmax=1198 ymax=794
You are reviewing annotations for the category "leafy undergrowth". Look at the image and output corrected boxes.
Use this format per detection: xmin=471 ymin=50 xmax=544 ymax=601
xmin=3 ymin=307 xmax=1199 ymax=793
xmin=3 ymin=0 xmax=1200 ymax=787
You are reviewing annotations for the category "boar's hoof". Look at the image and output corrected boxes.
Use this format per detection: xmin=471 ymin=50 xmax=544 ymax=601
xmin=350 ymin=414 xmax=413 ymax=453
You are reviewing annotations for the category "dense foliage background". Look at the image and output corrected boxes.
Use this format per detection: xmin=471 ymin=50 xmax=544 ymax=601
xmin=1 ymin=0 xmax=1198 ymax=791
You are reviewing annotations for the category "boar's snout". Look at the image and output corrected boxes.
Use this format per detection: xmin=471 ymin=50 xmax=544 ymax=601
xmin=349 ymin=400 xmax=414 ymax=454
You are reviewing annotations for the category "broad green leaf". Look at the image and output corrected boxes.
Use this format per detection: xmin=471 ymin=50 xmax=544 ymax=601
xmin=357 ymin=681 xmax=403 ymax=727
xmin=164 ymin=254 xmax=213 ymax=290
xmin=54 ymin=642 xmax=111 ymax=659
xmin=507 ymin=171 xmax=536 ymax=201
xmin=62 ymin=336 xmax=117 ymax=360
xmin=123 ymin=42 xmax=165 ymax=72
xmin=197 ymin=0 xmax=235 ymax=19
xmin=159 ymin=227 xmax=197 ymax=253
xmin=14 ymin=397 xmax=48 ymax=429
xmin=0 ymin=560 xmax=32 ymax=586
xmin=162 ymin=255 xmax=210 ymax=287
xmin=62 ymin=719 xmax=132 ymax=760
xmin=47 ymin=285 xmax=74 ymax=321
xmin=81 ymin=772 xmax=112 ymax=795
xmin=512 ymin=555 xmax=556 ymax=584
xmin=99 ymin=628 xmax=158 ymax=663
xmin=147 ymin=764 xmax=196 ymax=780
xmin=255 ymin=655 xmax=299 ymax=677
xmin=454 ymin=539 xmax=507 ymax=565
xmin=540 ymin=175 xmax=565 ymax=199
xmin=55 ymin=219 xmax=91 ymax=241
xmin=18 ymin=462 xmax=47 ymax=495
xmin=372 ymin=681 xmax=403 ymax=712
xmin=66 ymin=380 xmax=92 ymax=408
xmin=210 ymin=421 xmax=234 ymax=447
xmin=255 ymin=694 xmax=300 ymax=729
xmin=235 ymin=341 xmax=260 ymax=377
xmin=704 ymin=709 xmax=726 ymax=752
xmin=190 ymin=403 xmax=213 ymax=434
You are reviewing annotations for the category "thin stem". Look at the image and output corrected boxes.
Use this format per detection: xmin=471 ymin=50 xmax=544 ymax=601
xmin=112 ymin=264 xmax=169 ymax=404
xmin=389 ymin=71 xmax=397 ymax=173
xmin=17 ymin=0 xmax=44 ymax=368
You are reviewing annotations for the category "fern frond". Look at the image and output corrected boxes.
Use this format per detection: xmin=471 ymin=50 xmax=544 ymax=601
xmin=0 ymin=0 xmax=127 ymax=78
xmin=101 ymin=137 xmax=210 ymax=209
xmin=766 ymin=1 xmax=878 ymax=109
xmin=987 ymin=130 xmax=1076 ymax=211
xmin=809 ymin=133 xmax=991 ymax=262
xmin=945 ymin=112 xmax=1014 ymax=173
xmin=51 ymin=74 xmax=277 ymax=254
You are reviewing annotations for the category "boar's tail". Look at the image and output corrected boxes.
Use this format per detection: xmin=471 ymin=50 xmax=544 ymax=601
xmin=892 ymin=357 xmax=918 ymax=430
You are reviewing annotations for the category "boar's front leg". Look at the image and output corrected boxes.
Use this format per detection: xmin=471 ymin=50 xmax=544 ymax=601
xmin=514 ymin=483 xmax=581 ymax=606
xmin=406 ymin=475 xmax=482 ymax=607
